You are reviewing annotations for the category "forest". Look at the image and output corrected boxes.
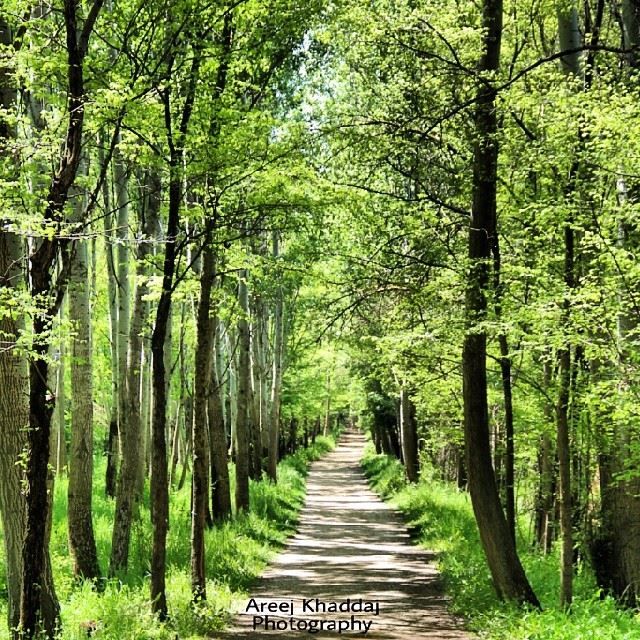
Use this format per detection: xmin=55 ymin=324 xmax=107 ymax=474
xmin=1 ymin=0 xmax=640 ymax=638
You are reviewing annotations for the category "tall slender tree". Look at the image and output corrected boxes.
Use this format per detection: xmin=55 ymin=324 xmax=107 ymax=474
xmin=461 ymin=0 xmax=540 ymax=607
xmin=67 ymin=160 xmax=100 ymax=581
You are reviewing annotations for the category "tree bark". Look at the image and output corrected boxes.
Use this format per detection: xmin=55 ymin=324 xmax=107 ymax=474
xmin=554 ymin=3 xmax=583 ymax=607
xmin=110 ymin=170 xmax=159 ymax=575
xmin=235 ymin=268 xmax=251 ymax=511
xmin=114 ymin=138 xmax=130 ymax=481
xmin=268 ymin=231 xmax=283 ymax=482
xmin=209 ymin=315 xmax=232 ymax=520
xmin=0 ymin=229 xmax=30 ymax=637
xmin=54 ymin=306 xmax=67 ymax=476
xmin=67 ymin=159 xmax=101 ymax=581
xmin=192 ymin=235 xmax=216 ymax=599
xmin=101 ymin=141 xmax=119 ymax=498
xmin=20 ymin=0 xmax=102 ymax=634
xmin=462 ymin=0 xmax=539 ymax=607
xmin=149 ymin=165 xmax=178 ymax=619
xmin=0 ymin=18 xmax=30 ymax=631
xmin=491 ymin=232 xmax=516 ymax=542
xmin=400 ymin=388 xmax=419 ymax=483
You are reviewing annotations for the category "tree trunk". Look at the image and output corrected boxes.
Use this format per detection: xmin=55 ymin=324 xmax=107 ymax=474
xmin=400 ymin=388 xmax=419 ymax=483
xmin=554 ymin=3 xmax=582 ymax=607
xmin=235 ymin=268 xmax=251 ymax=511
xmin=556 ymin=341 xmax=573 ymax=607
xmin=67 ymin=160 xmax=101 ymax=581
xmin=20 ymin=0 xmax=100 ymax=632
xmin=0 ymin=229 xmax=30 ymax=637
xmin=323 ymin=373 xmax=331 ymax=436
xmin=462 ymin=0 xmax=539 ymax=607
xmin=110 ymin=170 xmax=159 ymax=575
xmin=192 ymin=237 xmax=216 ymax=599
xmin=149 ymin=160 xmax=180 ymax=620
xmin=268 ymin=231 xmax=283 ymax=481
xmin=101 ymin=143 xmax=119 ymax=498
xmin=114 ymin=138 xmax=130 ymax=479
xmin=288 ymin=416 xmax=298 ymax=454
xmin=54 ymin=305 xmax=67 ymax=476
xmin=491 ymin=231 xmax=516 ymax=542
xmin=249 ymin=311 xmax=262 ymax=479
xmin=209 ymin=315 xmax=232 ymax=520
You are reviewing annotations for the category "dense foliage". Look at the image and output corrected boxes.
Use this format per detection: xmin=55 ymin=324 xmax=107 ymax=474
xmin=2 ymin=0 xmax=640 ymax=637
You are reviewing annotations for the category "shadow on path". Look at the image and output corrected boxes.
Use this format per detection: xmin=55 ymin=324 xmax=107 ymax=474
xmin=214 ymin=430 xmax=473 ymax=639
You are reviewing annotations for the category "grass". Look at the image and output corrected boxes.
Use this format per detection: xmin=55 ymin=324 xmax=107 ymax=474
xmin=361 ymin=445 xmax=640 ymax=640
xmin=0 ymin=435 xmax=335 ymax=639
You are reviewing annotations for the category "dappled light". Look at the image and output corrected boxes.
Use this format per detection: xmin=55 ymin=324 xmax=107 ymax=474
xmin=220 ymin=431 xmax=470 ymax=639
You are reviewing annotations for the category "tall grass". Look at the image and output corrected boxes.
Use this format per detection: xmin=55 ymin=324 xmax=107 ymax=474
xmin=0 ymin=436 xmax=334 ymax=639
xmin=361 ymin=445 xmax=640 ymax=640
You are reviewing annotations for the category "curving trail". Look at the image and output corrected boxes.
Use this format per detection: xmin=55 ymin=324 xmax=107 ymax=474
xmin=216 ymin=429 xmax=473 ymax=639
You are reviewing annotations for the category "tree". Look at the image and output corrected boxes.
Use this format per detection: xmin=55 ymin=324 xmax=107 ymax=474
xmin=67 ymin=161 xmax=101 ymax=581
xmin=235 ymin=264 xmax=251 ymax=511
xmin=461 ymin=0 xmax=539 ymax=606
xmin=19 ymin=0 xmax=103 ymax=635
xmin=110 ymin=169 xmax=160 ymax=575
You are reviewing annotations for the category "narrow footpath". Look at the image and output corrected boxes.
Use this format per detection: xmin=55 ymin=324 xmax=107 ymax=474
xmin=217 ymin=429 xmax=473 ymax=639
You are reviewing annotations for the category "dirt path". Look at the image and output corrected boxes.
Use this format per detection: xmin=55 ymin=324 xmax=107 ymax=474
xmin=216 ymin=430 xmax=473 ymax=639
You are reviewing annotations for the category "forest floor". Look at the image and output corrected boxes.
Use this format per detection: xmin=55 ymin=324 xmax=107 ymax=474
xmin=216 ymin=429 xmax=472 ymax=639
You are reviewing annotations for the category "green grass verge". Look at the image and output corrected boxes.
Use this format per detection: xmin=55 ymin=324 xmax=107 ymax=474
xmin=361 ymin=445 xmax=640 ymax=640
xmin=0 ymin=435 xmax=334 ymax=639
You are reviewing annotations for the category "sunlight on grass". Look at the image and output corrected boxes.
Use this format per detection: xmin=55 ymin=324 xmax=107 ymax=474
xmin=361 ymin=445 xmax=640 ymax=640
xmin=0 ymin=435 xmax=334 ymax=639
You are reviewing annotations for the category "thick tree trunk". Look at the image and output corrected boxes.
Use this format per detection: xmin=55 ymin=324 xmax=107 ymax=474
xmin=0 ymin=21 xmax=30 ymax=631
xmin=462 ymin=0 xmax=539 ymax=607
xmin=587 ymin=4 xmax=640 ymax=608
xmin=67 ymin=164 xmax=101 ymax=581
xmin=0 ymin=231 xmax=30 ymax=637
xmin=235 ymin=268 xmax=251 ymax=511
xmin=110 ymin=170 xmax=159 ymax=575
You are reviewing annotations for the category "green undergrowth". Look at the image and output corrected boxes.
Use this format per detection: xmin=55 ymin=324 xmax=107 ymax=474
xmin=361 ymin=445 xmax=640 ymax=640
xmin=0 ymin=435 xmax=334 ymax=640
